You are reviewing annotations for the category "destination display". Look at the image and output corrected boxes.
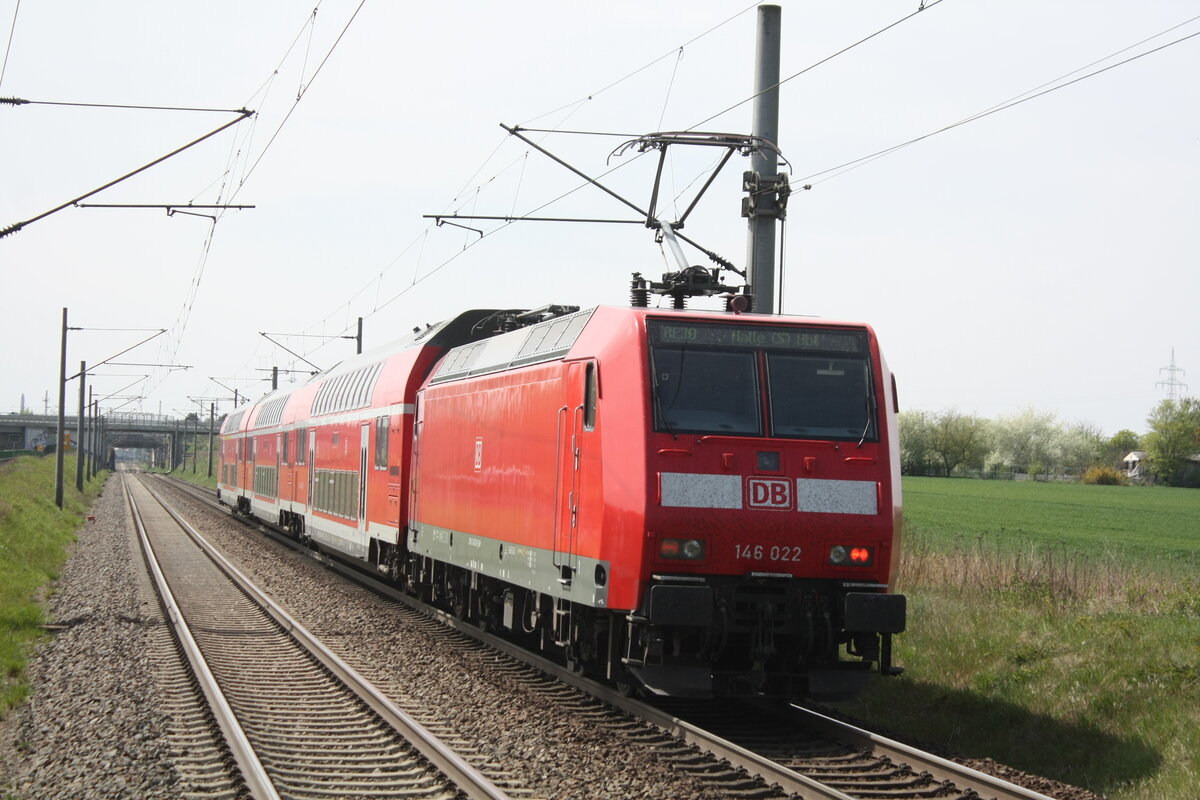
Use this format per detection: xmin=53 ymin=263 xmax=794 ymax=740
xmin=648 ymin=320 xmax=867 ymax=353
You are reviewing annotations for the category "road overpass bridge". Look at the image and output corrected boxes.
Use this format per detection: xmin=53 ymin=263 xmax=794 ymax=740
xmin=0 ymin=411 xmax=221 ymax=469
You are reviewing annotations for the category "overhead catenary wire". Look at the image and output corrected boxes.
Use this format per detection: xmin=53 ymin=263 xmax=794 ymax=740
xmin=0 ymin=0 xmax=18 ymax=91
xmin=212 ymin=3 xmax=325 ymax=201
xmin=286 ymin=4 xmax=759 ymax=370
xmin=656 ymin=47 xmax=685 ymax=132
xmin=298 ymin=5 xmax=319 ymax=100
xmin=339 ymin=149 xmax=653 ymax=331
xmin=260 ymin=0 xmax=1155 ymax=381
xmin=518 ymin=1 xmax=758 ymax=128
xmin=433 ymin=5 xmax=755 ymax=225
xmin=800 ymin=20 xmax=1200 ymax=185
xmin=227 ymin=0 xmax=366 ymax=203
xmin=5 ymin=99 xmax=252 ymax=113
xmin=429 ymin=2 xmax=951 ymax=262
xmin=146 ymin=0 xmax=362 ymax=404
xmin=686 ymin=0 xmax=951 ymax=133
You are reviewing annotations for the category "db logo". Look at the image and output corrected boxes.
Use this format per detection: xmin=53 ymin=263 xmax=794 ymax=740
xmin=747 ymin=477 xmax=793 ymax=510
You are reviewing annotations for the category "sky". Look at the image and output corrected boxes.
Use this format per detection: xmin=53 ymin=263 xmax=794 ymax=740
xmin=1 ymin=0 xmax=1196 ymax=436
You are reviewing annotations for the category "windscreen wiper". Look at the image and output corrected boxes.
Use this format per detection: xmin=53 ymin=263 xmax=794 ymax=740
xmin=857 ymin=392 xmax=876 ymax=448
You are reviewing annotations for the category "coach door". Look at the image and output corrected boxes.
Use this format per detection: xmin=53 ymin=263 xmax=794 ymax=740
xmin=307 ymin=429 xmax=316 ymax=509
xmin=410 ymin=397 xmax=424 ymax=525
xmin=359 ymin=423 xmax=370 ymax=531
xmin=553 ymin=361 xmax=596 ymax=585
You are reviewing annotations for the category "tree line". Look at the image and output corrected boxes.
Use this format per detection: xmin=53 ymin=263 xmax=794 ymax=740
xmin=898 ymin=398 xmax=1200 ymax=487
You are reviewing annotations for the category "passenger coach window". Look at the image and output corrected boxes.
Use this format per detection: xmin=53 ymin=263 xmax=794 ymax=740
xmin=374 ymin=416 xmax=389 ymax=469
xmin=647 ymin=320 xmax=877 ymax=442
xmin=295 ymin=428 xmax=306 ymax=465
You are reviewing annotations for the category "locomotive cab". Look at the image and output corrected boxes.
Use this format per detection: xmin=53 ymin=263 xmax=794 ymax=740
xmin=623 ymin=315 xmax=906 ymax=698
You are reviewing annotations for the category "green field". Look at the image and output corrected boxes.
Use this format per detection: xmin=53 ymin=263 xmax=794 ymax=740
xmin=833 ymin=477 xmax=1200 ymax=800
xmin=901 ymin=476 xmax=1200 ymax=570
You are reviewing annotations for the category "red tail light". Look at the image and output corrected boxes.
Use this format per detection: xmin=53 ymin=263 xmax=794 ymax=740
xmin=829 ymin=544 xmax=875 ymax=567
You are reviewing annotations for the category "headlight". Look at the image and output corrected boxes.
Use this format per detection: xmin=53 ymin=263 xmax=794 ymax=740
xmin=660 ymin=538 xmax=706 ymax=560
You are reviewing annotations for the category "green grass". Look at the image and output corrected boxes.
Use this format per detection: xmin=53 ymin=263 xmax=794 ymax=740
xmin=832 ymin=476 xmax=1200 ymax=800
xmin=156 ymin=462 xmax=218 ymax=491
xmin=901 ymin=476 xmax=1200 ymax=570
xmin=0 ymin=454 xmax=108 ymax=715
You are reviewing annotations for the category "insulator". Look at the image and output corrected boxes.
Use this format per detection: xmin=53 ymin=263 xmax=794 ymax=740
xmin=672 ymin=292 xmax=687 ymax=310
xmin=630 ymin=272 xmax=651 ymax=307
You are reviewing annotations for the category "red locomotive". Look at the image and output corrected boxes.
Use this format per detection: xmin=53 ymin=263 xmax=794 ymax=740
xmin=219 ymin=297 xmax=905 ymax=698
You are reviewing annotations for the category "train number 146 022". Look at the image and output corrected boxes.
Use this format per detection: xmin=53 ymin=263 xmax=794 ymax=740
xmin=734 ymin=544 xmax=802 ymax=561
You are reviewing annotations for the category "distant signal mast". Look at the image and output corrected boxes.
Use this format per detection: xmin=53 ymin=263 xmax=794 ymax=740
xmin=1156 ymin=349 xmax=1188 ymax=400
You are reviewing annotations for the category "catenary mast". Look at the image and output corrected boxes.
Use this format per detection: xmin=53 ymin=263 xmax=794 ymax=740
xmin=746 ymin=4 xmax=784 ymax=314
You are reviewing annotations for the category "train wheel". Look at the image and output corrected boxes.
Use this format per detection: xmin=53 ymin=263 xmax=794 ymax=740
xmin=448 ymin=574 xmax=469 ymax=620
xmin=563 ymin=645 xmax=586 ymax=676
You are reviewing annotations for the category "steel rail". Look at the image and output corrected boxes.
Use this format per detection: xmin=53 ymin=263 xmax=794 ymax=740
xmin=121 ymin=474 xmax=280 ymax=800
xmin=157 ymin=477 xmax=853 ymax=799
xmin=449 ymin=618 xmax=858 ymax=800
xmin=137 ymin=475 xmax=511 ymax=800
xmin=157 ymin=475 xmax=1061 ymax=800
xmin=787 ymin=703 xmax=1062 ymax=800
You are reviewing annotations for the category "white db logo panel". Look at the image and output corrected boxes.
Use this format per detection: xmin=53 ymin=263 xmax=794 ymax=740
xmin=746 ymin=477 xmax=793 ymax=510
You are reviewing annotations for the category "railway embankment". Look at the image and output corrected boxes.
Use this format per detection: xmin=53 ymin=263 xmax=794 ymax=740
xmin=0 ymin=463 xmax=176 ymax=798
xmin=0 ymin=454 xmax=108 ymax=714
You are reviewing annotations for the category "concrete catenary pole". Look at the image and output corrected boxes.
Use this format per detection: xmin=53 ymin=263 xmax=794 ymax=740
xmin=746 ymin=4 xmax=782 ymax=314
xmin=86 ymin=388 xmax=93 ymax=480
xmin=96 ymin=405 xmax=101 ymax=475
xmin=75 ymin=361 xmax=86 ymax=491
xmin=55 ymin=308 xmax=68 ymax=509
xmin=207 ymin=402 xmax=215 ymax=479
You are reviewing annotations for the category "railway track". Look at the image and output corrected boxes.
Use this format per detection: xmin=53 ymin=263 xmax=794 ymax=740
xmin=457 ymin=618 xmax=1063 ymax=800
xmin=123 ymin=472 xmax=509 ymax=800
xmin=154 ymin=473 xmax=1067 ymax=800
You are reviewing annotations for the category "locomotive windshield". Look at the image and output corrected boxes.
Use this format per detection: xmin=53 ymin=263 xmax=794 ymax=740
xmin=647 ymin=320 xmax=878 ymax=441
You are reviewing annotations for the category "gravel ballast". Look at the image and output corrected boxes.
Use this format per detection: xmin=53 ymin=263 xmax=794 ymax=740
xmin=2 ymin=473 xmax=1106 ymax=800
xmin=1 ymin=476 xmax=744 ymax=799
xmin=0 ymin=476 xmax=181 ymax=799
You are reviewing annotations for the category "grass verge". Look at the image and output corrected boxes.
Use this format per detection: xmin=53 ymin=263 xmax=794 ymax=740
xmin=0 ymin=454 xmax=108 ymax=715
xmin=152 ymin=464 xmax=218 ymax=492
xmin=832 ymin=478 xmax=1200 ymax=800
